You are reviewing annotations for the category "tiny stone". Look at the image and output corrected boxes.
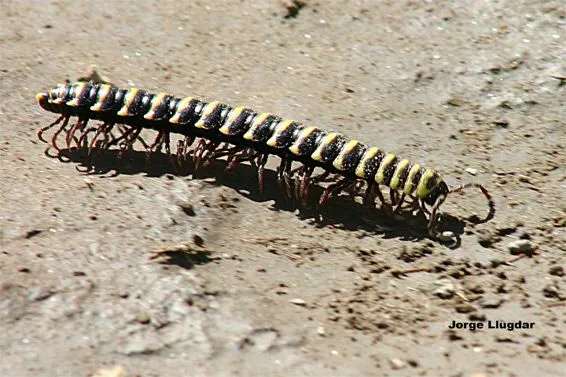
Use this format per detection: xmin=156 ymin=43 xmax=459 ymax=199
xmin=549 ymin=266 xmax=564 ymax=277
xmin=432 ymin=278 xmax=455 ymax=299
xmin=468 ymin=312 xmax=486 ymax=321
xmin=317 ymin=326 xmax=326 ymax=336
xmin=518 ymin=175 xmax=531 ymax=183
xmin=518 ymin=231 xmax=531 ymax=240
xmin=455 ymin=303 xmax=476 ymax=313
xmin=438 ymin=231 xmax=455 ymax=242
xmin=480 ymin=296 xmax=504 ymax=309
xmin=136 ymin=312 xmax=151 ymax=324
xmin=407 ymin=359 xmax=419 ymax=367
xmin=192 ymin=234 xmax=204 ymax=247
xmin=496 ymin=226 xmax=516 ymax=236
xmin=466 ymin=168 xmax=478 ymax=176
xmin=507 ymin=239 xmax=533 ymax=255
xmin=477 ymin=233 xmax=493 ymax=248
xmin=542 ymin=284 xmax=560 ymax=299
xmin=28 ymin=287 xmax=53 ymax=301
xmin=389 ymin=358 xmax=406 ymax=369
xmin=290 ymin=298 xmax=307 ymax=306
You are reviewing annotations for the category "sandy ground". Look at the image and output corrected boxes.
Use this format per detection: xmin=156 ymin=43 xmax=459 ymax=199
xmin=1 ymin=1 xmax=565 ymax=376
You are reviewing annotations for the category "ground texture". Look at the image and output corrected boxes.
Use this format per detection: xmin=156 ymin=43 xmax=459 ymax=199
xmin=1 ymin=1 xmax=565 ymax=376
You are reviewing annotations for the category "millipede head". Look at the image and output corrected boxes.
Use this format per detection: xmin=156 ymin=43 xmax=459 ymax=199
xmin=36 ymin=91 xmax=50 ymax=112
xmin=424 ymin=180 xmax=449 ymax=206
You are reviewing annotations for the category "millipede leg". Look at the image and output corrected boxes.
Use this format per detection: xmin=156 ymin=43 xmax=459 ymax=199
xmin=50 ymin=116 xmax=70 ymax=153
xmin=319 ymin=178 xmax=356 ymax=206
xmin=277 ymin=159 xmax=293 ymax=199
xmin=226 ymin=148 xmax=258 ymax=171
xmin=311 ymin=170 xmax=332 ymax=184
xmin=38 ymin=115 xmax=65 ymax=143
xmin=88 ymin=123 xmax=113 ymax=156
xmin=393 ymin=193 xmax=405 ymax=213
xmin=192 ymin=139 xmax=207 ymax=170
xmin=390 ymin=188 xmax=399 ymax=206
xmin=363 ymin=183 xmax=377 ymax=206
xmin=293 ymin=166 xmax=304 ymax=200
xmin=117 ymin=127 xmax=142 ymax=159
xmin=175 ymin=136 xmax=195 ymax=165
xmin=257 ymin=153 xmax=269 ymax=194
xmin=299 ymin=166 xmax=315 ymax=205
xmin=375 ymin=186 xmax=392 ymax=213
xmin=418 ymin=199 xmax=431 ymax=216
xmin=147 ymin=130 xmax=166 ymax=156
xmin=66 ymin=118 xmax=85 ymax=149
xmin=106 ymin=125 xmax=134 ymax=150
xmin=203 ymin=144 xmax=242 ymax=168
xmin=427 ymin=199 xmax=442 ymax=238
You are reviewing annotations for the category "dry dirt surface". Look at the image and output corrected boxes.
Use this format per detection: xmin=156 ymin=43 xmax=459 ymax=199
xmin=1 ymin=1 xmax=565 ymax=376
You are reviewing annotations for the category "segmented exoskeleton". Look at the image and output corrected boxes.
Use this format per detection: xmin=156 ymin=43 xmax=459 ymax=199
xmin=36 ymin=81 xmax=495 ymax=239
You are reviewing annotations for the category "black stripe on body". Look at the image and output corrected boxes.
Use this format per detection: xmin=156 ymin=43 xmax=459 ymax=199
xmin=411 ymin=168 xmax=424 ymax=194
xmin=145 ymin=94 xmax=173 ymax=121
xmin=312 ymin=134 xmax=347 ymax=163
xmin=381 ymin=156 xmax=399 ymax=187
xmin=339 ymin=142 xmax=367 ymax=175
xmin=245 ymin=114 xmax=280 ymax=143
xmin=360 ymin=149 xmax=384 ymax=179
xmin=395 ymin=162 xmax=413 ymax=189
xmin=292 ymin=127 xmax=325 ymax=155
xmin=195 ymin=101 xmax=229 ymax=130
xmin=270 ymin=121 xmax=303 ymax=149
xmin=173 ymin=98 xmax=201 ymax=125
xmin=221 ymin=107 xmax=256 ymax=136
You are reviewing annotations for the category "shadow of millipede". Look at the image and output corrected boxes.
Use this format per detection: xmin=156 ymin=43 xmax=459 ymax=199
xmin=57 ymin=148 xmax=466 ymax=248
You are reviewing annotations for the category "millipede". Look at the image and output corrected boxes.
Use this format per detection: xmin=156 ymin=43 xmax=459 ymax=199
xmin=36 ymin=81 xmax=495 ymax=240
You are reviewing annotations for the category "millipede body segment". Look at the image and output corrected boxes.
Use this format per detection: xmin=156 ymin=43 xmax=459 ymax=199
xmin=36 ymin=81 xmax=495 ymax=239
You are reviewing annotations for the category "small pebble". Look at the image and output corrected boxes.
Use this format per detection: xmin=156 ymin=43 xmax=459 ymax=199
xmin=455 ymin=303 xmax=476 ymax=313
xmin=549 ymin=266 xmax=564 ymax=277
xmin=480 ymin=296 xmax=504 ymax=309
xmin=290 ymin=298 xmax=306 ymax=306
xmin=507 ymin=239 xmax=533 ymax=255
xmin=389 ymin=358 xmax=406 ymax=369
xmin=542 ymin=284 xmax=560 ymax=299
xmin=432 ymin=278 xmax=455 ymax=299
xmin=136 ymin=312 xmax=151 ymax=324
xmin=317 ymin=326 xmax=326 ymax=336
xmin=438 ymin=231 xmax=455 ymax=242
xmin=468 ymin=312 xmax=486 ymax=321
xmin=466 ymin=168 xmax=478 ymax=176
xmin=477 ymin=233 xmax=494 ymax=248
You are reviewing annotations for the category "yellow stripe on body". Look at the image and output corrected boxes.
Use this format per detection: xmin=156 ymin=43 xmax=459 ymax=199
xmin=219 ymin=106 xmax=245 ymax=135
xmin=117 ymin=88 xmax=139 ymax=116
xmin=311 ymin=132 xmax=338 ymax=161
xmin=51 ymin=84 xmax=66 ymax=104
xmin=355 ymin=147 xmax=380 ymax=179
xmin=267 ymin=120 xmax=296 ymax=148
xmin=403 ymin=163 xmax=421 ymax=195
xmin=169 ymin=96 xmax=193 ymax=124
xmin=375 ymin=153 xmax=396 ymax=184
xmin=144 ymin=93 xmax=168 ymax=120
xmin=66 ymin=82 xmax=88 ymax=107
xmin=288 ymin=125 xmax=316 ymax=154
xmin=243 ymin=113 xmax=271 ymax=141
xmin=389 ymin=159 xmax=411 ymax=190
xmin=90 ymin=84 xmax=112 ymax=112
xmin=333 ymin=140 xmax=359 ymax=171
xmin=194 ymin=101 xmax=221 ymax=129
xmin=415 ymin=169 xmax=437 ymax=198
